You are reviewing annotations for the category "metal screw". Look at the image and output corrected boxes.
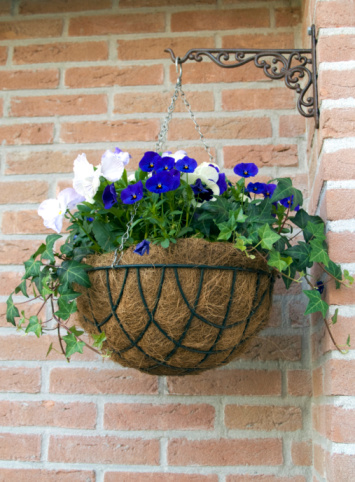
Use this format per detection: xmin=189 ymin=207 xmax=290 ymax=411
xmin=308 ymin=27 xmax=312 ymax=35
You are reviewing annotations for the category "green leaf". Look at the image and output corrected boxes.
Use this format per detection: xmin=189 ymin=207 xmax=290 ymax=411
xmin=310 ymin=239 xmax=330 ymax=267
xmin=331 ymin=308 xmax=339 ymax=325
xmin=247 ymin=199 xmax=275 ymax=225
xmin=258 ymin=224 xmax=281 ymax=250
xmin=272 ymin=178 xmax=303 ymax=209
xmin=305 ymin=221 xmax=326 ymax=241
xmin=57 ymin=260 xmax=91 ymax=288
xmin=217 ymin=222 xmax=233 ymax=241
xmin=55 ymin=298 xmax=78 ymax=321
xmin=282 ymin=265 xmax=297 ymax=290
xmin=32 ymin=243 xmax=46 ymax=259
xmin=24 ymin=258 xmax=42 ymax=278
xmin=284 ymin=242 xmax=312 ymax=271
xmin=14 ymin=279 xmax=28 ymax=298
xmin=46 ymin=343 xmax=53 ymax=358
xmin=160 ymin=238 xmax=170 ymax=248
xmin=346 ymin=335 xmax=351 ymax=347
xmin=92 ymin=332 xmax=106 ymax=350
xmin=176 ymin=226 xmax=193 ymax=238
xmin=25 ymin=315 xmax=42 ymax=338
xmin=303 ymin=290 xmax=329 ymax=318
xmin=69 ymin=326 xmax=84 ymax=337
xmin=92 ymin=220 xmax=117 ymax=252
xmin=267 ymin=250 xmax=289 ymax=272
xmin=291 ymin=209 xmax=324 ymax=242
xmin=41 ymin=234 xmax=62 ymax=263
xmin=325 ymin=260 xmax=343 ymax=289
xmin=62 ymin=332 xmax=85 ymax=358
xmin=6 ymin=294 xmax=20 ymax=326
xmin=344 ymin=270 xmax=354 ymax=285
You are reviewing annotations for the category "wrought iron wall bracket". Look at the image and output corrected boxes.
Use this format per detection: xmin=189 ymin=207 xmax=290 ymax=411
xmin=165 ymin=24 xmax=319 ymax=128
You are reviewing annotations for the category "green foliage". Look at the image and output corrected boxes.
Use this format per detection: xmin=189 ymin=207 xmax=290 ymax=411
xmin=6 ymin=294 xmax=20 ymax=326
xmin=303 ymin=290 xmax=329 ymax=318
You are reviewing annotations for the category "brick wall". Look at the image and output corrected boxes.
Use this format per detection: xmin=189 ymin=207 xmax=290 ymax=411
xmin=0 ymin=0 xmax=340 ymax=480
xmin=303 ymin=0 xmax=355 ymax=481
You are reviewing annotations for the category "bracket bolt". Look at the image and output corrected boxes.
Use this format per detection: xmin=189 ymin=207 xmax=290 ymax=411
xmin=308 ymin=27 xmax=312 ymax=35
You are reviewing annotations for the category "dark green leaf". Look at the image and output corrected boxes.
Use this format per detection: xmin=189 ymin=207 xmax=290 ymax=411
xmin=25 ymin=315 xmax=42 ymax=338
xmin=41 ymin=234 xmax=62 ymax=263
xmin=258 ymin=224 xmax=281 ymax=250
xmin=267 ymin=250 xmax=288 ymax=272
xmin=55 ymin=298 xmax=77 ymax=320
xmin=46 ymin=342 xmax=53 ymax=358
xmin=326 ymin=260 xmax=343 ymax=289
xmin=272 ymin=178 xmax=303 ymax=209
xmin=282 ymin=265 xmax=297 ymax=290
xmin=6 ymin=294 xmax=20 ymax=326
xmin=57 ymin=260 xmax=91 ymax=288
xmin=24 ymin=258 xmax=42 ymax=278
xmin=331 ymin=308 xmax=339 ymax=325
xmin=62 ymin=332 xmax=85 ymax=358
xmin=310 ymin=239 xmax=330 ymax=267
xmin=305 ymin=221 xmax=326 ymax=241
xmin=284 ymin=242 xmax=312 ymax=271
xmin=92 ymin=220 xmax=117 ymax=252
xmin=14 ymin=279 xmax=28 ymax=298
xmin=303 ymin=290 xmax=329 ymax=318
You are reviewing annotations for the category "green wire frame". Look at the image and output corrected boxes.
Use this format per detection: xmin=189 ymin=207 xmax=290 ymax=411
xmin=83 ymin=264 xmax=275 ymax=374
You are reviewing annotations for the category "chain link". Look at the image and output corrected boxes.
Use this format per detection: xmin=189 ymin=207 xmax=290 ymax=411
xmin=111 ymin=203 xmax=139 ymax=267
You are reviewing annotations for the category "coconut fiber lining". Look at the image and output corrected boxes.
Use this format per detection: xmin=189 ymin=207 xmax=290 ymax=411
xmin=75 ymin=238 xmax=275 ymax=376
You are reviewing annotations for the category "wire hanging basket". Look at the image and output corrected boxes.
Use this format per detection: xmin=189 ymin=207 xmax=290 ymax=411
xmin=75 ymin=59 xmax=275 ymax=376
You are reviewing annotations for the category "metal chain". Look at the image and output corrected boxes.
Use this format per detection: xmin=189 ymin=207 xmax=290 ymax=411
xmin=111 ymin=203 xmax=139 ymax=267
xmin=156 ymin=57 xmax=214 ymax=163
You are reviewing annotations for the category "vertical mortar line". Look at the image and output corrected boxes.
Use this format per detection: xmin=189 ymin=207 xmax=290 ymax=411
xmin=62 ymin=15 xmax=70 ymax=38
xmin=96 ymin=397 xmax=105 ymax=431
xmin=108 ymin=36 xmax=117 ymax=62
xmin=217 ymin=395 xmax=226 ymax=437
xmin=41 ymin=363 xmax=50 ymax=394
xmin=11 ymin=0 xmax=18 ymax=16
xmin=41 ymin=431 xmax=50 ymax=463
xmin=160 ymin=436 xmax=168 ymax=468
xmin=269 ymin=4 xmax=276 ymax=30
xmin=165 ymin=11 xmax=171 ymax=34
xmin=158 ymin=375 xmax=165 ymax=396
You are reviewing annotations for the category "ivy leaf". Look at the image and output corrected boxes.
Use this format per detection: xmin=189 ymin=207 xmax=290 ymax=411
xmin=272 ymin=178 xmax=303 ymax=209
xmin=69 ymin=326 xmax=84 ymax=337
xmin=344 ymin=270 xmax=354 ymax=285
xmin=46 ymin=342 xmax=53 ymax=358
xmin=6 ymin=294 xmax=20 ymax=326
xmin=57 ymin=260 xmax=91 ymax=288
xmin=55 ymin=298 xmax=78 ymax=321
xmin=92 ymin=220 xmax=118 ymax=252
xmin=24 ymin=258 xmax=42 ymax=278
xmin=325 ymin=260 xmax=343 ymax=289
xmin=291 ymin=209 xmax=324 ymax=242
xmin=303 ymin=290 xmax=329 ymax=318
xmin=160 ymin=238 xmax=170 ymax=248
xmin=217 ymin=222 xmax=233 ymax=241
xmin=258 ymin=224 xmax=281 ymax=250
xmin=41 ymin=234 xmax=62 ymax=263
xmin=25 ymin=315 xmax=42 ymax=338
xmin=305 ymin=221 xmax=326 ymax=241
xmin=346 ymin=335 xmax=351 ymax=347
xmin=267 ymin=250 xmax=289 ymax=272
xmin=282 ymin=264 xmax=297 ymax=290
xmin=32 ymin=243 xmax=46 ymax=259
xmin=310 ymin=239 xmax=330 ymax=267
xmin=92 ymin=332 xmax=107 ymax=350
xmin=331 ymin=308 xmax=339 ymax=325
xmin=62 ymin=332 xmax=85 ymax=358
xmin=14 ymin=279 xmax=28 ymax=298
xmin=284 ymin=242 xmax=312 ymax=271
xmin=247 ymin=199 xmax=275 ymax=225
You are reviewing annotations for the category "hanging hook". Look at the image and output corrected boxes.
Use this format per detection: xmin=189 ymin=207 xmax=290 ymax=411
xmin=175 ymin=56 xmax=183 ymax=82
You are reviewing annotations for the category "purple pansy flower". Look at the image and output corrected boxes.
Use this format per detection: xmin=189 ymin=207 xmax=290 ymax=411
xmin=316 ymin=280 xmax=325 ymax=294
xmin=121 ymin=181 xmax=143 ymax=205
xmin=155 ymin=156 xmax=174 ymax=172
xmin=233 ymin=162 xmax=259 ymax=178
xmin=170 ymin=168 xmax=181 ymax=190
xmin=263 ymin=183 xmax=277 ymax=199
xmin=246 ymin=182 xmax=267 ymax=194
xmin=217 ymin=173 xmax=227 ymax=194
xmin=134 ymin=239 xmax=150 ymax=256
xmin=139 ymin=151 xmax=160 ymax=172
xmin=280 ymin=195 xmax=300 ymax=211
xmin=175 ymin=156 xmax=198 ymax=173
xmin=102 ymin=183 xmax=117 ymax=209
xmin=146 ymin=171 xmax=176 ymax=193
xmin=191 ymin=178 xmax=214 ymax=202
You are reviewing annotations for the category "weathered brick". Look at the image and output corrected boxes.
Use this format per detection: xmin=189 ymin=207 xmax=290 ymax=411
xmin=167 ymin=369 xmax=281 ymax=396
xmin=279 ymin=115 xmax=305 ymax=137
xmin=0 ymin=19 xmax=63 ymax=40
xmin=0 ymin=367 xmax=41 ymax=393
xmin=287 ymin=370 xmax=312 ymax=396
xmin=326 ymin=451 xmax=355 ymax=482
xmin=168 ymin=117 xmax=272 ymax=141
xmin=69 ymin=13 xmax=165 ymax=36
xmin=168 ymin=438 xmax=282 ymax=466
xmin=313 ymin=405 xmax=355 ymax=443
xmin=50 ymin=368 xmax=158 ymax=394
xmin=0 ymin=240 xmax=43 ymax=264
xmin=2 ymin=210 xmax=56 ymax=234
xmin=316 ymin=2 xmax=355 ymax=28
xmin=0 ymin=123 xmax=53 ymax=145
xmin=65 ymin=65 xmax=163 ymax=88
xmin=105 ymin=475 xmax=217 ymax=482
xmin=318 ymin=35 xmax=355 ymax=63
xmin=171 ymin=9 xmax=270 ymax=31
xmin=0 ymin=69 xmax=59 ymax=90
xmin=291 ymin=440 xmax=312 ymax=466
xmin=313 ymin=366 xmax=323 ymax=397
xmin=10 ymin=94 xmax=107 ymax=117
xmin=225 ymin=405 xmax=302 ymax=431
xmin=275 ymin=7 xmax=302 ymax=27
xmin=222 ymin=88 xmax=295 ymax=111
xmin=0 ymin=181 xmax=48 ymax=204
xmin=312 ymin=316 xmax=355 ymax=359
xmin=321 ymin=108 xmax=355 ymax=139
xmin=226 ymin=477 xmax=305 ymax=482
xmin=222 ymin=32 xmax=294 ymax=49
xmin=48 ymin=435 xmax=159 ymax=465
xmin=324 ymin=190 xmax=355 ymax=220
xmin=104 ymin=403 xmax=215 ymax=430
xmin=327 ymin=231 xmax=355 ymax=263
xmin=0 ymin=433 xmax=41 ymax=461
xmin=0 ymin=469 xmax=95 ymax=482
xmin=0 ymin=0 xmax=11 ymax=15
xmin=118 ymin=36 xmax=214 ymax=60
xmin=319 ymin=69 xmax=355 ymax=100
xmin=322 ymin=149 xmax=355 ymax=180
xmin=20 ymin=0 xmax=111 ymax=14
xmin=0 ymin=272 xmax=23 ymax=296
xmin=114 ymin=91 xmax=214 ymax=114
xmin=0 ymin=302 xmax=43 ymax=328
xmin=240 ymin=335 xmax=302 ymax=362
xmin=60 ymin=120 xmax=159 ymax=143
xmin=13 ymin=41 xmax=108 ymax=65
xmin=224 ymin=145 xmax=298 ymax=169
xmin=0 ymin=401 xmax=97 ymax=429
xmin=0 ymin=46 xmax=7 ymax=64
xmin=324 ymin=359 xmax=355 ymax=396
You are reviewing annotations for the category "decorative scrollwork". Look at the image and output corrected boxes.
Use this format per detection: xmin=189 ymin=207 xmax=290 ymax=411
xmin=164 ymin=26 xmax=319 ymax=127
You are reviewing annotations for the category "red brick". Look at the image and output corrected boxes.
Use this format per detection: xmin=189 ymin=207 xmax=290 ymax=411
xmin=169 ymin=117 xmax=271 ymax=141
xmin=267 ymin=300 xmax=282 ymax=327
xmin=312 ymin=316 xmax=355 ymax=358
xmin=120 ymin=0 xmax=216 ymax=5
xmin=0 ymin=335 xmax=97 ymax=361
xmin=0 ymin=367 xmax=41 ymax=393
xmin=114 ymin=90 xmax=214 ymax=114
xmin=224 ymin=144 xmax=298 ymax=169
xmin=65 ymin=65 xmax=163 ymax=88
xmin=326 ymin=452 xmax=355 ymax=482
xmin=222 ymin=88 xmax=295 ymax=111
xmin=173 ymin=62 xmax=268 ymax=84
xmin=118 ymin=36 xmax=214 ymax=61
xmin=324 ymin=189 xmax=355 ymax=220
xmin=226 ymin=477 xmax=305 ymax=482
xmin=104 ymin=403 xmax=215 ymax=430
xmin=0 ymin=181 xmax=48 ymax=204
xmin=0 ymin=69 xmax=59 ymax=90
xmin=313 ymin=366 xmax=323 ymax=397
xmin=323 ymin=149 xmax=355 ymax=180
xmin=319 ymin=69 xmax=355 ymax=100
xmin=0 ymin=302 xmax=43 ymax=328
xmin=50 ymin=367 xmax=158 ymax=394
xmin=0 ymin=433 xmax=41 ymax=461
xmin=0 ymin=0 xmax=11 ymax=15
xmin=171 ymin=9 xmax=270 ymax=31
xmin=324 ymin=359 xmax=355 ymax=395
xmin=0 ymin=469 xmax=95 ymax=482
xmin=168 ymin=438 xmax=282 ymax=466
xmin=288 ymin=370 xmax=312 ymax=396
xmin=275 ymin=7 xmax=302 ymax=27
xmin=13 ymin=41 xmax=108 ymax=65
xmin=0 ymin=272 xmax=23 ymax=296
xmin=286 ymin=297 xmax=308 ymax=328
xmin=60 ymin=119 xmax=159 ymax=143
xmin=327 ymin=231 xmax=355 ymax=263
xmin=314 ymin=443 xmax=325 ymax=477
xmin=222 ymin=32 xmax=295 ymax=49
xmin=0 ymin=240 xmax=43 ymax=264
xmin=20 ymin=0 xmax=111 ymax=14
xmin=10 ymin=94 xmax=107 ymax=117
xmin=291 ymin=440 xmax=312 ymax=466
xmin=321 ymin=108 xmax=355 ymax=139
xmin=105 ymin=474 xmax=217 ymax=482
xmin=2 ymin=210 xmax=57 ymax=234
xmin=319 ymin=35 xmax=355 ymax=63
xmin=0 ymin=123 xmax=53 ymax=145
xmin=316 ymin=2 xmax=355 ymax=28
xmin=167 ymin=369 xmax=281 ymax=396
xmin=0 ymin=19 xmax=63 ymax=40
xmin=273 ymin=277 xmax=302 ymax=295
xmin=0 ymin=401 xmax=96 ymax=429
xmin=225 ymin=405 xmax=302 ymax=431
xmin=279 ymin=115 xmax=305 ymax=137
xmin=48 ymin=435 xmax=159 ymax=464
xmin=240 ymin=335 xmax=302 ymax=362
xmin=0 ymin=46 xmax=7 ymax=64
xmin=313 ymin=404 xmax=355 ymax=443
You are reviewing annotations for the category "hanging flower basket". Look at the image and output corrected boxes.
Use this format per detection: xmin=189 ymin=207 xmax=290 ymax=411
xmin=76 ymin=239 xmax=274 ymax=376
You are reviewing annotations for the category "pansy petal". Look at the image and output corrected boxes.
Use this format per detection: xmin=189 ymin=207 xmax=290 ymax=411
xmin=195 ymin=162 xmax=219 ymax=182
xmin=114 ymin=147 xmax=131 ymax=166
xmin=101 ymin=150 xmax=124 ymax=182
xmin=58 ymin=188 xmax=85 ymax=211
xmin=38 ymin=199 xmax=63 ymax=233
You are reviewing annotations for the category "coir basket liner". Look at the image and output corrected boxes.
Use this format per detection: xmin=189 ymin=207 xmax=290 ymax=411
xmin=76 ymin=239 xmax=275 ymax=376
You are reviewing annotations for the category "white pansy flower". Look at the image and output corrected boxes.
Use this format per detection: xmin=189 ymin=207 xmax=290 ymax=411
xmin=162 ymin=150 xmax=188 ymax=162
xmin=101 ymin=150 xmax=125 ymax=182
xmin=113 ymin=147 xmax=131 ymax=166
xmin=38 ymin=188 xmax=84 ymax=234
